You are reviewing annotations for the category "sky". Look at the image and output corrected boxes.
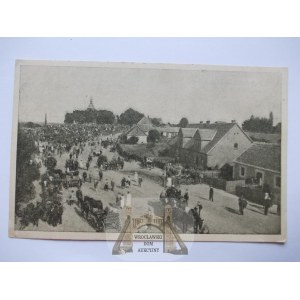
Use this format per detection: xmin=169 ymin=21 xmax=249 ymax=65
xmin=18 ymin=63 xmax=283 ymax=125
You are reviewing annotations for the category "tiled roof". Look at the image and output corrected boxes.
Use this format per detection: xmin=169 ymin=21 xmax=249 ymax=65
xmin=156 ymin=126 xmax=180 ymax=133
xmin=126 ymin=125 xmax=147 ymax=136
xmin=180 ymin=128 xmax=198 ymax=138
xmin=198 ymin=129 xmax=217 ymax=141
xmin=188 ymin=122 xmax=243 ymax=153
xmin=137 ymin=116 xmax=153 ymax=132
xmin=235 ymin=143 xmax=281 ymax=172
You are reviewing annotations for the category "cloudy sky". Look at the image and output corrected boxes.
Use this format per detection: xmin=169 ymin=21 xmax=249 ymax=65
xmin=18 ymin=63 xmax=283 ymax=125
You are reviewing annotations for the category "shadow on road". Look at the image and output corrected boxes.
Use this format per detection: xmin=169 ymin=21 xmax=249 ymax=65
xmin=246 ymin=207 xmax=265 ymax=215
xmin=225 ymin=206 xmax=240 ymax=215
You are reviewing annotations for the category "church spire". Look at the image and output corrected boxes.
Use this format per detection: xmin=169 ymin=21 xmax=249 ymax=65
xmin=45 ymin=113 xmax=47 ymax=126
xmin=87 ymin=97 xmax=96 ymax=110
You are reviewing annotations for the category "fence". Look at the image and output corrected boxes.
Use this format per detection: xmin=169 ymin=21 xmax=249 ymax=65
xmin=225 ymin=180 xmax=245 ymax=194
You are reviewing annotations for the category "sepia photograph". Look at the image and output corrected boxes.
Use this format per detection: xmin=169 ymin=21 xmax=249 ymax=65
xmin=9 ymin=60 xmax=287 ymax=244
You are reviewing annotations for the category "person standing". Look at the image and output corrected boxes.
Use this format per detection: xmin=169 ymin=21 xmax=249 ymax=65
xmin=76 ymin=187 xmax=83 ymax=207
xmin=104 ymin=179 xmax=109 ymax=191
xmin=138 ymin=177 xmax=143 ymax=188
xmin=264 ymin=192 xmax=271 ymax=215
xmin=209 ymin=185 xmax=214 ymax=201
xmin=111 ymin=179 xmax=115 ymax=191
xmin=120 ymin=194 xmax=125 ymax=209
xmin=183 ymin=189 xmax=189 ymax=206
xmin=238 ymin=194 xmax=246 ymax=215
xmin=116 ymin=192 xmax=121 ymax=208
xmin=99 ymin=169 xmax=103 ymax=182
xmin=167 ymin=176 xmax=172 ymax=188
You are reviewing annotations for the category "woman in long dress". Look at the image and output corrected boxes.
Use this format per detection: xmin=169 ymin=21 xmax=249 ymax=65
xmin=120 ymin=194 xmax=125 ymax=209
xmin=134 ymin=171 xmax=138 ymax=182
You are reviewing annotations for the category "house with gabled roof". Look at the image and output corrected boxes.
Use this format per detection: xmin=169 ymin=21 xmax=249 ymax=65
xmin=125 ymin=116 xmax=154 ymax=144
xmin=175 ymin=121 xmax=253 ymax=170
xmin=233 ymin=143 xmax=281 ymax=199
xmin=137 ymin=116 xmax=153 ymax=133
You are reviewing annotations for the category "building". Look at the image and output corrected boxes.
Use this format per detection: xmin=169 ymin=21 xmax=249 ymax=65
xmin=136 ymin=116 xmax=153 ymax=133
xmin=126 ymin=125 xmax=148 ymax=144
xmin=233 ymin=143 xmax=281 ymax=202
xmin=174 ymin=121 xmax=253 ymax=170
xmin=157 ymin=126 xmax=180 ymax=138
xmin=125 ymin=116 xmax=154 ymax=144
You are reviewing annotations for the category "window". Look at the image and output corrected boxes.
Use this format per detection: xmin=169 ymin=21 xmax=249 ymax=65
xmin=234 ymin=143 xmax=238 ymax=150
xmin=240 ymin=166 xmax=245 ymax=177
xmin=275 ymin=176 xmax=281 ymax=188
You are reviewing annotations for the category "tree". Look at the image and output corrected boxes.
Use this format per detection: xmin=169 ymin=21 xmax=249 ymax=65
xmin=96 ymin=110 xmax=115 ymax=124
xmin=242 ymin=115 xmax=273 ymax=133
xmin=269 ymin=111 xmax=274 ymax=127
xmin=178 ymin=117 xmax=189 ymax=128
xmin=64 ymin=112 xmax=74 ymax=124
xmin=147 ymin=129 xmax=161 ymax=143
xmin=16 ymin=130 xmax=40 ymax=203
xmin=151 ymin=118 xmax=162 ymax=126
xmin=119 ymin=108 xmax=144 ymax=126
xmin=127 ymin=136 xmax=139 ymax=144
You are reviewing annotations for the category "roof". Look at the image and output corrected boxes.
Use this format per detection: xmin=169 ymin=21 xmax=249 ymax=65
xmin=234 ymin=143 xmax=281 ymax=172
xmin=126 ymin=125 xmax=147 ymax=136
xmin=198 ymin=129 xmax=217 ymax=141
xmin=245 ymin=131 xmax=281 ymax=144
xmin=188 ymin=122 xmax=247 ymax=153
xmin=157 ymin=126 xmax=180 ymax=133
xmin=137 ymin=116 xmax=153 ymax=132
xmin=180 ymin=128 xmax=199 ymax=138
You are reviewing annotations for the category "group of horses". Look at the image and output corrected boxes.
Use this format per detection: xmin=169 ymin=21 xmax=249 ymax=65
xmin=77 ymin=196 xmax=109 ymax=232
xmin=17 ymin=200 xmax=64 ymax=229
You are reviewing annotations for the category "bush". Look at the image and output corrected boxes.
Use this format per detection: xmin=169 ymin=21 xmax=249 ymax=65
xmin=147 ymin=129 xmax=161 ymax=143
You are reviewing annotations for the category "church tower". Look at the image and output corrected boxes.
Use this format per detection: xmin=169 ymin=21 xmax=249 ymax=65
xmin=45 ymin=113 xmax=47 ymax=126
xmin=87 ymin=97 xmax=96 ymax=111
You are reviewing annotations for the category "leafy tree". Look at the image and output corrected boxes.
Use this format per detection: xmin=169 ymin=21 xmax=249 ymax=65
xmin=127 ymin=136 xmax=139 ymax=144
xmin=64 ymin=112 xmax=74 ymax=124
xmin=242 ymin=114 xmax=273 ymax=133
xmin=119 ymin=108 xmax=144 ymax=126
xmin=269 ymin=111 xmax=274 ymax=127
xmin=15 ymin=130 xmax=40 ymax=203
xmin=178 ymin=117 xmax=189 ymax=128
xmin=151 ymin=118 xmax=162 ymax=126
xmin=273 ymin=122 xmax=281 ymax=133
xmin=147 ymin=129 xmax=161 ymax=143
xmin=96 ymin=110 xmax=115 ymax=124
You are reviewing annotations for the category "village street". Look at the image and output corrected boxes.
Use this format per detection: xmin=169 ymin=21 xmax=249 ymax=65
xmin=19 ymin=139 xmax=280 ymax=235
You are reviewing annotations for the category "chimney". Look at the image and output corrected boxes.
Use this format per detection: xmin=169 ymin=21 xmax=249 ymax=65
xmin=231 ymin=120 xmax=236 ymax=123
xmin=206 ymin=120 xmax=210 ymax=124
